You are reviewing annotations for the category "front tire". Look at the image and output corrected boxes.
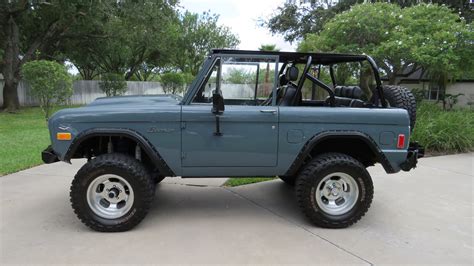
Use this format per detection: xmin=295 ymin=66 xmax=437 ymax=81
xmin=295 ymin=153 xmax=373 ymax=228
xmin=70 ymin=153 xmax=155 ymax=232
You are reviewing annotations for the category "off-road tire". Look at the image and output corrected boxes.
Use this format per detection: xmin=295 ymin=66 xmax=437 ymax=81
xmin=295 ymin=153 xmax=373 ymax=228
xmin=382 ymin=85 xmax=417 ymax=131
xmin=278 ymin=175 xmax=296 ymax=186
xmin=70 ymin=153 xmax=155 ymax=232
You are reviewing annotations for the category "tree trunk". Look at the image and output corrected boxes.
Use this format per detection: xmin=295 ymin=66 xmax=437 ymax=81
xmin=359 ymin=67 xmax=372 ymax=96
xmin=1 ymin=15 xmax=21 ymax=111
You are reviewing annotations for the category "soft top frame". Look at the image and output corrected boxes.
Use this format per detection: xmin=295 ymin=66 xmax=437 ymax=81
xmin=211 ymin=49 xmax=369 ymax=65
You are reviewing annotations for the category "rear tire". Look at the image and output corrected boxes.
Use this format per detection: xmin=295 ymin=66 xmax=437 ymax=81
xmin=295 ymin=153 xmax=373 ymax=228
xmin=382 ymin=85 xmax=417 ymax=131
xmin=70 ymin=153 xmax=155 ymax=232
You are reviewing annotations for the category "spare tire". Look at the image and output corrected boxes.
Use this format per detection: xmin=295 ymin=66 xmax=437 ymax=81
xmin=382 ymin=85 xmax=417 ymax=131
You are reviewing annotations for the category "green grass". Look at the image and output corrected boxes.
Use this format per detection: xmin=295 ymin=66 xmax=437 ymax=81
xmin=411 ymin=103 xmax=474 ymax=153
xmin=0 ymin=106 xmax=79 ymax=176
xmin=224 ymin=177 xmax=276 ymax=187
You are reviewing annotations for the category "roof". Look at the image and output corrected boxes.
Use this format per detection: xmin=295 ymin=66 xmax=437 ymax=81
xmin=211 ymin=49 xmax=368 ymax=65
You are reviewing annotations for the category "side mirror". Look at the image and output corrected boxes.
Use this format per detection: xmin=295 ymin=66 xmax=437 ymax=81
xmin=211 ymin=91 xmax=225 ymax=114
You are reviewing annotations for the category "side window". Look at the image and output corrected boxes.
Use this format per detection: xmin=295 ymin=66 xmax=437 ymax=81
xmin=192 ymin=56 xmax=277 ymax=105
xmin=192 ymin=63 xmax=218 ymax=104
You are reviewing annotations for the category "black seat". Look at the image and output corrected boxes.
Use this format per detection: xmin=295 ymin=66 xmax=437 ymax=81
xmin=278 ymin=66 xmax=302 ymax=106
xmin=334 ymin=86 xmax=363 ymax=99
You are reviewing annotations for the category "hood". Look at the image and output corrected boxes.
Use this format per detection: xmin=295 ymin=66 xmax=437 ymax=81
xmin=48 ymin=94 xmax=182 ymax=125
xmin=87 ymin=94 xmax=182 ymax=107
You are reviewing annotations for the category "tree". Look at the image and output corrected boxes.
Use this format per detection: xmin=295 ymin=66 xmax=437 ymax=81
xmin=224 ymin=68 xmax=255 ymax=84
xmin=21 ymin=60 xmax=72 ymax=120
xmin=258 ymin=44 xmax=279 ymax=52
xmin=0 ymin=0 xmax=105 ymax=112
xmin=397 ymin=4 xmax=474 ymax=98
xmin=161 ymin=72 xmax=185 ymax=95
xmin=258 ymin=44 xmax=280 ymax=95
xmin=65 ymin=0 xmax=180 ymax=81
xmin=263 ymin=0 xmax=472 ymax=43
xmin=262 ymin=0 xmax=363 ymax=42
xmin=298 ymin=3 xmax=473 ymax=86
xmin=99 ymin=73 xmax=127 ymax=97
xmin=299 ymin=3 xmax=405 ymax=84
xmin=175 ymin=11 xmax=240 ymax=75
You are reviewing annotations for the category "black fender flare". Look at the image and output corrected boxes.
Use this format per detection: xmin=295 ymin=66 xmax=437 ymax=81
xmin=64 ymin=128 xmax=175 ymax=176
xmin=285 ymin=130 xmax=395 ymax=176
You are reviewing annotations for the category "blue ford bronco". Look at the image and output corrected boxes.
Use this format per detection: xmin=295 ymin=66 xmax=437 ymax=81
xmin=42 ymin=49 xmax=423 ymax=232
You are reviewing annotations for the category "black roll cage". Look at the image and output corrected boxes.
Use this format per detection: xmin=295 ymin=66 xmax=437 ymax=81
xmin=275 ymin=53 xmax=386 ymax=107
xmin=182 ymin=49 xmax=387 ymax=107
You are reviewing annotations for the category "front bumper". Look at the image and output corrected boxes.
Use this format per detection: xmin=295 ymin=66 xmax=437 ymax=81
xmin=42 ymin=145 xmax=59 ymax=164
xmin=400 ymin=142 xmax=424 ymax=171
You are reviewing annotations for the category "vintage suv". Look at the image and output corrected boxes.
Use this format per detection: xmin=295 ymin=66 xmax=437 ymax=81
xmin=42 ymin=49 xmax=423 ymax=232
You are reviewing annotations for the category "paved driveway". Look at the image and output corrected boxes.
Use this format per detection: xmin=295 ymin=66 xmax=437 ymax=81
xmin=1 ymin=153 xmax=472 ymax=264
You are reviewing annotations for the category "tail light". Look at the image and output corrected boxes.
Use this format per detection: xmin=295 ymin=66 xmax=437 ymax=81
xmin=397 ymin=134 xmax=405 ymax=149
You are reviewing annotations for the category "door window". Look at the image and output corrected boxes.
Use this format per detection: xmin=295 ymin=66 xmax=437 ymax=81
xmin=192 ymin=56 xmax=277 ymax=105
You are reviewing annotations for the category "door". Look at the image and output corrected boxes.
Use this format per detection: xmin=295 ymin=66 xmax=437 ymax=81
xmin=182 ymin=55 xmax=279 ymax=167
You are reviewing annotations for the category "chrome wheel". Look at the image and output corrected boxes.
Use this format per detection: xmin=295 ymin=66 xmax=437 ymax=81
xmin=315 ymin=172 xmax=359 ymax=215
xmin=86 ymin=174 xmax=134 ymax=219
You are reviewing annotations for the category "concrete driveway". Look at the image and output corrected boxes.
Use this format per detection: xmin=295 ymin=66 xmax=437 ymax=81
xmin=1 ymin=153 xmax=472 ymax=264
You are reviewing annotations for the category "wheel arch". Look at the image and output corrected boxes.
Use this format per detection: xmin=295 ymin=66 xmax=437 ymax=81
xmin=64 ymin=128 xmax=175 ymax=176
xmin=285 ymin=131 xmax=395 ymax=176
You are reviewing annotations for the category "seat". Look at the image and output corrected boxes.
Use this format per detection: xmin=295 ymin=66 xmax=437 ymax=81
xmin=334 ymin=86 xmax=363 ymax=99
xmin=278 ymin=66 xmax=302 ymax=106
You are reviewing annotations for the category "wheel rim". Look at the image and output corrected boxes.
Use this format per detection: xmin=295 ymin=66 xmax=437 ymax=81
xmin=86 ymin=174 xmax=134 ymax=219
xmin=315 ymin=172 xmax=359 ymax=216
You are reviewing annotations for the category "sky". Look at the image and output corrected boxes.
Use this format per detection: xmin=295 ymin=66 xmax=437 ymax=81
xmin=180 ymin=0 xmax=296 ymax=51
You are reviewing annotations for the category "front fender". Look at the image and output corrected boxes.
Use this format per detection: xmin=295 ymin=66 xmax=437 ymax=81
xmin=63 ymin=128 xmax=175 ymax=176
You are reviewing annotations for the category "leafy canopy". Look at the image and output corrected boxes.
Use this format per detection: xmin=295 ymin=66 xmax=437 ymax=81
xmin=299 ymin=3 xmax=473 ymax=84
xmin=174 ymin=11 xmax=240 ymax=75
xmin=263 ymin=0 xmax=473 ymax=43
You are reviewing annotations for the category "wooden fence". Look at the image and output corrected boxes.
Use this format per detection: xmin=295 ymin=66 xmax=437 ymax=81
xmin=0 ymin=80 xmax=169 ymax=106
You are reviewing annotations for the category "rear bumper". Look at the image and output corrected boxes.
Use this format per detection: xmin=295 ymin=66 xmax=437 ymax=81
xmin=400 ymin=142 xmax=424 ymax=171
xmin=42 ymin=145 xmax=59 ymax=164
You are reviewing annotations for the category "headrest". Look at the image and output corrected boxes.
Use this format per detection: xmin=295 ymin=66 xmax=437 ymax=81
xmin=334 ymin=86 xmax=363 ymax=99
xmin=285 ymin=65 xmax=299 ymax=81
xmin=279 ymin=74 xmax=288 ymax=86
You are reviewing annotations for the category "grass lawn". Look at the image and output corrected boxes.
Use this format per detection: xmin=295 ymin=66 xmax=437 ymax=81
xmin=224 ymin=177 xmax=276 ymax=187
xmin=0 ymin=106 xmax=79 ymax=176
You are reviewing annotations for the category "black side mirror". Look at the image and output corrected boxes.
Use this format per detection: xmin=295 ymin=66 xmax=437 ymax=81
xmin=211 ymin=91 xmax=225 ymax=114
xmin=211 ymin=91 xmax=224 ymax=136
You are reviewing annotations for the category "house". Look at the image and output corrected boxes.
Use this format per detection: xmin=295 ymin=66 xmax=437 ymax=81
xmin=381 ymin=68 xmax=474 ymax=108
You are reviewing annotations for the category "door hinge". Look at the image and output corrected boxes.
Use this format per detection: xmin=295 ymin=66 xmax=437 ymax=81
xmin=181 ymin=122 xmax=186 ymax=129
xmin=181 ymin=151 xmax=186 ymax=160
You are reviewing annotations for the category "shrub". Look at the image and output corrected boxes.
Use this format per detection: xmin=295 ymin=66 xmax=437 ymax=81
xmin=161 ymin=72 xmax=185 ymax=95
xmin=410 ymin=88 xmax=426 ymax=105
xmin=99 ymin=73 xmax=127 ymax=97
xmin=411 ymin=103 xmax=474 ymax=153
xmin=22 ymin=60 xmax=73 ymax=120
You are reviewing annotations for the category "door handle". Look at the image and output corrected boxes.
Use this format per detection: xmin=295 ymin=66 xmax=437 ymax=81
xmin=260 ymin=109 xmax=277 ymax=114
